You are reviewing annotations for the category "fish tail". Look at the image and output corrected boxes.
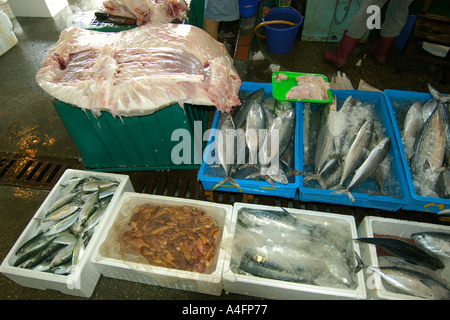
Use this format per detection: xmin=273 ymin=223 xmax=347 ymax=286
xmin=33 ymin=218 xmax=44 ymax=225
xmin=286 ymin=170 xmax=306 ymax=178
xmin=331 ymin=189 xmax=355 ymax=203
xmin=213 ymin=177 xmax=242 ymax=192
xmin=438 ymin=209 xmax=450 ymax=215
xmin=303 ymin=174 xmax=326 ymax=189
xmin=354 ymin=251 xmax=367 ymax=274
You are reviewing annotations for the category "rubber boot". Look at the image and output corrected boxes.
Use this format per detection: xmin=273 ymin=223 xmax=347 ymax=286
xmin=323 ymin=32 xmax=359 ymax=68
xmin=370 ymin=37 xmax=396 ymax=65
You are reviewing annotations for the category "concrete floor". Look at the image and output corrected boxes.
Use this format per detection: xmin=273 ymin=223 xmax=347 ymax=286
xmin=0 ymin=0 xmax=449 ymax=301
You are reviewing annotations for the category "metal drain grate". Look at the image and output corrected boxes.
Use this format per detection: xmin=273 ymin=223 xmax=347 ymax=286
xmin=1 ymin=153 xmax=447 ymax=226
xmin=0 ymin=152 xmax=83 ymax=190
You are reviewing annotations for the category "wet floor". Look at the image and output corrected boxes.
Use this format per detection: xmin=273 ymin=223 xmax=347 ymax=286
xmin=0 ymin=0 xmax=449 ymax=301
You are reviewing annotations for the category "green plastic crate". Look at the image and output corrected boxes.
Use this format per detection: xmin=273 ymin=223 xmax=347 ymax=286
xmin=53 ymin=100 xmax=209 ymax=171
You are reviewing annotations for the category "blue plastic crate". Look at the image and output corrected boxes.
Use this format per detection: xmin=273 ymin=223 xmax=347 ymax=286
xmin=299 ymin=90 xmax=411 ymax=212
xmin=384 ymin=89 xmax=450 ymax=214
xmin=197 ymin=82 xmax=301 ymax=198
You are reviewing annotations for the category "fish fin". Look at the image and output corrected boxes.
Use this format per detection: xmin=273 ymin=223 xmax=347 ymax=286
xmin=331 ymin=189 xmax=355 ymax=202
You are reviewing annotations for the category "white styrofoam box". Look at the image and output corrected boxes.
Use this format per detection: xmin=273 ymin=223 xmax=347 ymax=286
xmin=7 ymin=0 xmax=68 ymax=17
xmin=0 ymin=169 xmax=134 ymax=298
xmin=357 ymin=216 xmax=450 ymax=300
xmin=0 ymin=9 xmax=17 ymax=56
xmin=91 ymin=193 xmax=233 ymax=296
xmin=222 ymin=203 xmax=367 ymax=300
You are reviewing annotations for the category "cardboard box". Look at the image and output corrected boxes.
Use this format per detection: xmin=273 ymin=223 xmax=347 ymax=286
xmin=0 ymin=169 xmax=134 ymax=297
xmin=91 ymin=193 xmax=233 ymax=296
xmin=222 ymin=203 xmax=367 ymax=299
xmin=357 ymin=216 xmax=450 ymax=300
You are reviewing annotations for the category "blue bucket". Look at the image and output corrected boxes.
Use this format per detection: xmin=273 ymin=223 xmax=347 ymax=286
xmin=262 ymin=7 xmax=303 ymax=54
xmin=239 ymin=0 xmax=260 ymax=18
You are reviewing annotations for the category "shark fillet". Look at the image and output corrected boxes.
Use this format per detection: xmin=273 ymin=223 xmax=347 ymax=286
xmin=35 ymin=23 xmax=241 ymax=117
xmin=102 ymin=0 xmax=189 ymax=25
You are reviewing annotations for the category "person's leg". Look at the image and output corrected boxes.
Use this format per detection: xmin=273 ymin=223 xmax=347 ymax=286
xmin=204 ymin=0 xmax=239 ymax=40
xmin=324 ymin=0 xmax=388 ymax=67
xmin=371 ymin=0 xmax=414 ymax=64
xmin=346 ymin=0 xmax=389 ymax=39
xmin=203 ymin=18 xmax=220 ymax=40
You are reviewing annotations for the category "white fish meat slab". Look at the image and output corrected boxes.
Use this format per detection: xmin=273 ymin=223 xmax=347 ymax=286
xmin=102 ymin=0 xmax=189 ymax=25
xmin=35 ymin=23 xmax=241 ymax=117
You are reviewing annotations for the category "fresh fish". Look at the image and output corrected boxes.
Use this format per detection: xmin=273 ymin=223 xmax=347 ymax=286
xmin=245 ymin=100 xmax=266 ymax=165
xmin=411 ymin=232 xmax=450 ymax=259
xmin=13 ymin=232 xmax=56 ymax=267
xmin=402 ymin=101 xmax=424 ymax=162
xmin=213 ymin=113 xmax=242 ymax=190
xmin=302 ymin=102 xmax=312 ymax=165
xmin=233 ymin=88 xmax=264 ymax=129
xmin=43 ymin=210 xmax=82 ymax=237
xmin=259 ymin=108 xmax=296 ymax=165
xmin=46 ymin=192 xmax=78 ymax=215
xmin=355 ymin=253 xmax=450 ymax=300
xmin=83 ymin=203 xmax=108 ymax=234
xmin=280 ymin=141 xmax=305 ymax=178
xmin=50 ymin=262 xmax=73 ymax=275
xmin=50 ymin=244 xmax=75 ymax=268
xmin=53 ymin=232 xmax=77 ymax=245
xmin=33 ymin=261 xmax=52 ymax=273
xmin=82 ymin=179 xmax=118 ymax=193
xmin=373 ymin=157 xmax=391 ymax=195
xmin=239 ymin=255 xmax=308 ymax=283
xmin=428 ymin=83 xmax=450 ymax=107
xmin=72 ymin=236 xmax=85 ymax=266
xmin=333 ymin=137 xmax=391 ymax=202
xmin=17 ymin=242 xmax=65 ymax=269
xmin=250 ymin=108 xmax=296 ymax=186
xmin=314 ymin=104 xmax=335 ymax=175
xmin=422 ymin=98 xmax=438 ymax=124
xmin=274 ymin=99 xmax=293 ymax=114
xmin=78 ymin=189 xmax=99 ymax=226
xmin=355 ymin=237 xmax=445 ymax=270
xmin=263 ymin=106 xmax=276 ymax=129
xmin=39 ymin=204 xmax=80 ymax=223
xmin=411 ymin=102 xmax=446 ymax=174
xmin=238 ymin=208 xmax=298 ymax=231
xmin=339 ymin=118 xmax=373 ymax=187
xmin=98 ymin=184 xmax=118 ymax=200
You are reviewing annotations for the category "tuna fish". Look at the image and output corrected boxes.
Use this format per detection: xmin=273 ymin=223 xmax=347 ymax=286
xmin=355 ymin=253 xmax=450 ymax=300
xmin=212 ymin=113 xmax=242 ymax=190
xmin=233 ymin=89 xmax=265 ymax=129
xmin=411 ymin=231 xmax=450 ymax=259
xmin=402 ymin=101 xmax=424 ymax=162
xmin=339 ymin=119 xmax=373 ymax=187
xmin=355 ymin=237 xmax=445 ymax=270
xmin=333 ymin=137 xmax=390 ymax=202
